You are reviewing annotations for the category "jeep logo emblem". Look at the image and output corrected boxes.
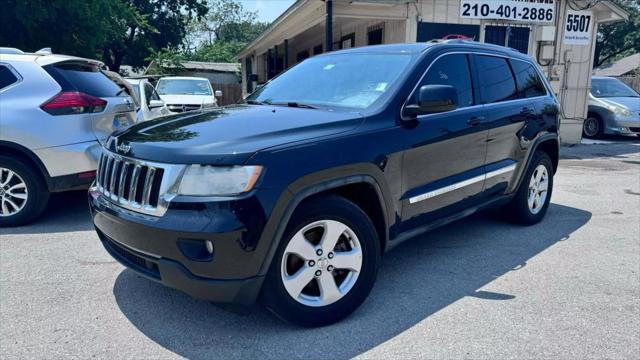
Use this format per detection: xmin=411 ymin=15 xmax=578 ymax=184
xmin=117 ymin=143 xmax=131 ymax=154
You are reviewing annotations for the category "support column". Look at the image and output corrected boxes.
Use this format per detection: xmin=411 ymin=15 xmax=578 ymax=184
xmin=326 ymin=0 xmax=333 ymax=52
xmin=274 ymin=44 xmax=279 ymax=74
xmin=284 ymin=39 xmax=289 ymax=69
xmin=267 ymin=49 xmax=272 ymax=79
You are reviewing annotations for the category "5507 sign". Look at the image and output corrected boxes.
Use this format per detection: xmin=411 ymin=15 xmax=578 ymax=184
xmin=460 ymin=0 xmax=555 ymax=23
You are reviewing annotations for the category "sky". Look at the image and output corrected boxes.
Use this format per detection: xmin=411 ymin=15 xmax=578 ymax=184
xmin=239 ymin=0 xmax=296 ymax=23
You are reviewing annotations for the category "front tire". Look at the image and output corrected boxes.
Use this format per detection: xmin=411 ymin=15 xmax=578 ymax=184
xmin=583 ymin=113 xmax=604 ymax=139
xmin=503 ymin=151 xmax=554 ymax=225
xmin=0 ymin=156 xmax=49 ymax=227
xmin=263 ymin=195 xmax=380 ymax=327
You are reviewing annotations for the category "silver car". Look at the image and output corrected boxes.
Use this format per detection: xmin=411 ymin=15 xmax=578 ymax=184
xmin=0 ymin=48 xmax=136 ymax=226
xmin=126 ymin=78 xmax=171 ymax=121
xmin=584 ymin=77 xmax=640 ymax=138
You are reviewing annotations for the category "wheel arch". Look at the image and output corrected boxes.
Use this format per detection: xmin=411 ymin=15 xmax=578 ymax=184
xmin=536 ymin=137 xmax=559 ymax=174
xmin=0 ymin=141 xmax=51 ymax=186
xmin=256 ymin=171 xmax=393 ymax=278
xmin=509 ymin=133 xmax=559 ymax=194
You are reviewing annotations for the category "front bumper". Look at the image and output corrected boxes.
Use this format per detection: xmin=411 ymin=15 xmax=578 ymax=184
xmin=89 ymin=190 xmax=269 ymax=305
xmin=604 ymin=116 xmax=640 ymax=136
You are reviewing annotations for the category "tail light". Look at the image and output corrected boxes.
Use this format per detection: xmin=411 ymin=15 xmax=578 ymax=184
xmin=40 ymin=91 xmax=107 ymax=115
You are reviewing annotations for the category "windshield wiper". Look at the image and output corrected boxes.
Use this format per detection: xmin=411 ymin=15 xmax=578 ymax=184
xmin=268 ymin=101 xmax=318 ymax=109
xmin=245 ymin=99 xmax=266 ymax=105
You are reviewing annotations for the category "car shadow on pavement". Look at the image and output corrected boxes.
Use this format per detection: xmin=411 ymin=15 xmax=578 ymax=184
xmin=0 ymin=190 xmax=93 ymax=236
xmin=113 ymin=203 xmax=591 ymax=360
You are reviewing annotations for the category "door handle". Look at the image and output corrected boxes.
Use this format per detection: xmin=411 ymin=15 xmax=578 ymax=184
xmin=467 ymin=116 xmax=485 ymax=126
xmin=521 ymin=106 xmax=535 ymax=115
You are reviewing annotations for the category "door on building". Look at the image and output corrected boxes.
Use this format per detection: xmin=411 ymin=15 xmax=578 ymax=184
xmin=484 ymin=25 xmax=530 ymax=54
xmin=368 ymin=25 xmax=384 ymax=45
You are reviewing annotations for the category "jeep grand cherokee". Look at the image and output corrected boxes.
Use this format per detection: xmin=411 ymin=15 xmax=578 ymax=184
xmin=89 ymin=41 xmax=560 ymax=327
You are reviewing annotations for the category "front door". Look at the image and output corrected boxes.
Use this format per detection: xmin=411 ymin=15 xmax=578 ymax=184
xmin=401 ymin=53 xmax=488 ymax=230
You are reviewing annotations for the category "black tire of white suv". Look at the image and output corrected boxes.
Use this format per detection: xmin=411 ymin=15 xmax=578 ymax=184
xmin=0 ymin=155 xmax=49 ymax=227
xmin=263 ymin=195 xmax=380 ymax=327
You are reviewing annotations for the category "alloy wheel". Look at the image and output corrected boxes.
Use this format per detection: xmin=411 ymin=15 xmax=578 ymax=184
xmin=0 ymin=167 xmax=28 ymax=217
xmin=527 ymin=165 xmax=549 ymax=215
xmin=584 ymin=117 xmax=599 ymax=137
xmin=280 ymin=219 xmax=363 ymax=307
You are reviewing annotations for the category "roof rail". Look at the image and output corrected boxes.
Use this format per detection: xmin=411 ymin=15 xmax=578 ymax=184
xmin=35 ymin=47 xmax=52 ymax=55
xmin=0 ymin=47 xmax=25 ymax=55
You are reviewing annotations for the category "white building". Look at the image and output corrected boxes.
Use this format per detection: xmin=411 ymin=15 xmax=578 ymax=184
xmin=237 ymin=0 xmax=628 ymax=144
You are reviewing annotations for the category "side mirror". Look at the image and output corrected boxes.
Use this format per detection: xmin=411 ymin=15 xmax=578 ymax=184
xmin=148 ymin=99 xmax=165 ymax=109
xmin=405 ymin=85 xmax=458 ymax=117
xmin=248 ymin=74 xmax=258 ymax=82
xmin=214 ymin=90 xmax=223 ymax=98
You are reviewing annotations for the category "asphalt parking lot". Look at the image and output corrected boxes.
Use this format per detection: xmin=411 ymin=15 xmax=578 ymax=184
xmin=1 ymin=138 xmax=639 ymax=359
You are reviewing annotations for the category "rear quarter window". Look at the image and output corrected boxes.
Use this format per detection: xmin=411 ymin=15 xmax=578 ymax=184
xmin=44 ymin=62 xmax=122 ymax=97
xmin=0 ymin=65 xmax=19 ymax=90
xmin=511 ymin=60 xmax=546 ymax=98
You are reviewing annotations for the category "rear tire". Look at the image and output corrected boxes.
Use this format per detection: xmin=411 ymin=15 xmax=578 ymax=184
xmin=263 ymin=195 xmax=380 ymax=327
xmin=0 ymin=156 xmax=49 ymax=227
xmin=503 ymin=151 xmax=554 ymax=225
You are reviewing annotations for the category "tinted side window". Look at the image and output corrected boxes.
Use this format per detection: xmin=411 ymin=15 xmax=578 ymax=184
xmin=511 ymin=60 xmax=546 ymax=98
xmin=476 ymin=55 xmax=517 ymax=104
xmin=418 ymin=54 xmax=474 ymax=108
xmin=0 ymin=65 xmax=19 ymax=89
xmin=144 ymin=83 xmax=154 ymax=104
xmin=45 ymin=63 xmax=122 ymax=97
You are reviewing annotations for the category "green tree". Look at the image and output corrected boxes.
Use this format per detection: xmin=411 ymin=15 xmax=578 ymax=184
xmin=0 ymin=0 xmax=121 ymax=59
xmin=198 ymin=0 xmax=259 ymax=45
xmin=0 ymin=0 xmax=208 ymax=72
xmin=102 ymin=0 xmax=208 ymax=72
xmin=594 ymin=0 xmax=640 ymax=68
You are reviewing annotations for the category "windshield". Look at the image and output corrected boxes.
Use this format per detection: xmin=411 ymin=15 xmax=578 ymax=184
xmin=156 ymin=79 xmax=212 ymax=96
xmin=247 ymin=53 xmax=413 ymax=109
xmin=591 ymin=78 xmax=639 ymax=98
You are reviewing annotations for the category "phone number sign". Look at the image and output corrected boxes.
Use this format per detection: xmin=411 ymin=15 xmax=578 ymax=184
xmin=461 ymin=0 xmax=555 ymax=23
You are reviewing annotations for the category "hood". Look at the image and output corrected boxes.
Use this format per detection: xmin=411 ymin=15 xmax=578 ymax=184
xmin=159 ymin=94 xmax=216 ymax=105
xmin=108 ymin=105 xmax=364 ymax=165
xmin=592 ymin=96 xmax=640 ymax=112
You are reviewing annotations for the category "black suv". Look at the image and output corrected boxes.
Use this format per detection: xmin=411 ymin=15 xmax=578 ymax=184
xmin=90 ymin=41 xmax=560 ymax=327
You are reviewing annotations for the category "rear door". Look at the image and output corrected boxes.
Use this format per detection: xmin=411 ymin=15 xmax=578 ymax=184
xmin=473 ymin=55 xmax=540 ymax=196
xmin=45 ymin=61 xmax=136 ymax=142
xmin=401 ymin=52 xmax=488 ymax=229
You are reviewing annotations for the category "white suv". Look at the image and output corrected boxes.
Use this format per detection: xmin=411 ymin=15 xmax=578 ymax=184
xmin=0 ymin=48 xmax=136 ymax=226
xmin=155 ymin=76 xmax=220 ymax=113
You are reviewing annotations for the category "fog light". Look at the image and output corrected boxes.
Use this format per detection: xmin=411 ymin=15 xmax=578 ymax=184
xmin=206 ymin=240 xmax=214 ymax=254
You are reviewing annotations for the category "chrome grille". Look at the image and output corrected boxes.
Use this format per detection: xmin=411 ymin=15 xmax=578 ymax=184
xmin=96 ymin=152 xmax=167 ymax=215
xmin=167 ymin=104 xmax=201 ymax=113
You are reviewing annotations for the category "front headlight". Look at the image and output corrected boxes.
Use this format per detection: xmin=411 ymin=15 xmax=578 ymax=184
xmin=609 ymin=105 xmax=632 ymax=117
xmin=178 ymin=165 xmax=263 ymax=196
